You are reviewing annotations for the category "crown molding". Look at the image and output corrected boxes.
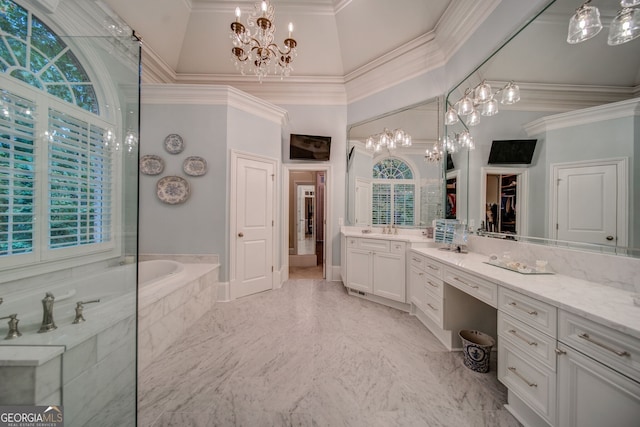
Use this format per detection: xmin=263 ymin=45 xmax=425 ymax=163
xmin=191 ymin=0 xmax=335 ymax=15
xmin=344 ymin=32 xmax=445 ymax=104
xmin=142 ymin=45 xmax=178 ymax=84
xmin=524 ymin=97 xmax=640 ymax=136
xmin=141 ymin=84 xmax=288 ymax=124
xmin=175 ymin=74 xmax=347 ymax=105
xmin=435 ymin=0 xmax=502 ymax=63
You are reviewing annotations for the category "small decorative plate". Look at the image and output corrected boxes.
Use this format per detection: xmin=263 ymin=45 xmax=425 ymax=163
xmin=164 ymin=134 xmax=184 ymax=154
xmin=183 ymin=156 xmax=207 ymax=176
xmin=156 ymin=176 xmax=190 ymax=205
xmin=140 ymin=155 xmax=165 ymax=176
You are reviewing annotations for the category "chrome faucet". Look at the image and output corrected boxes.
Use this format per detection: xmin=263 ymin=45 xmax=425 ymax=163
xmin=72 ymin=300 xmax=100 ymax=324
xmin=38 ymin=292 xmax=57 ymax=333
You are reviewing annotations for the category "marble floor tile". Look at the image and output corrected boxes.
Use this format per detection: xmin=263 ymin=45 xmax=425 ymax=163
xmin=139 ymin=279 xmax=521 ymax=427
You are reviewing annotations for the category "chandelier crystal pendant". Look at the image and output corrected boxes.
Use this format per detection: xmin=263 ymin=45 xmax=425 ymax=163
xmin=230 ymin=1 xmax=298 ymax=81
xmin=567 ymin=0 xmax=602 ymax=44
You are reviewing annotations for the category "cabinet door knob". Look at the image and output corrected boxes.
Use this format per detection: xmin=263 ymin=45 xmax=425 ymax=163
xmin=606 ymin=235 xmax=614 ymax=241
xmin=238 ymin=232 xmax=244 ymax=237
xmin=555 ymin=348 xmax=566 ymax=356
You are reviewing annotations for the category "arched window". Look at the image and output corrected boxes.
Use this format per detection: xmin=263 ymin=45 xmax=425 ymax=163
xmin=372 ymin=158 xmax=416 ymax=226
xmin=0 ymin=0 xmax=99 ymax=113
xmin=1 ymin=0 xmax=115 ymax=268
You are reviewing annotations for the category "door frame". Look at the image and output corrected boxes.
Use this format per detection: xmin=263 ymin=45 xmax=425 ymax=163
xmin=480 ymin=166 xmax=529 ymax=236
xmin=549 ymin=157 xmax=627 ymax=246
xmin=229 ymin=150 xmax=279 ymax=299
xmin=282 ymin=164 xmax=332 ymax=282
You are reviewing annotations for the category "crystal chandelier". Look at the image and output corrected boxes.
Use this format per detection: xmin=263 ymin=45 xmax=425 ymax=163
xmin=229 ymin=1 xmax=298 ymax=81
xmin=425 ymin=131 xmax=475 ymax=164
xmin=567 ymin=0 xmax=640 ymax=45
xmin=364 ymin=128 xmax=412 ymax=153
xmin=445 ymin=81 xmax=520 ymax=127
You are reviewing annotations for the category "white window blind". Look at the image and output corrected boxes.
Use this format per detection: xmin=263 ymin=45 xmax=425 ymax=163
xmin=48 ymin=108 xmax=112 ymax=250
xmin=0 ymin=91 xmax=36 ymax=256
xmin=372 ymin=183 xmax=391 ymax=225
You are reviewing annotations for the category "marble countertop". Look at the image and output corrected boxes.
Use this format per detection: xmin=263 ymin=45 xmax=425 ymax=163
xmin=411 ymin=247 xmax=640 ymax=340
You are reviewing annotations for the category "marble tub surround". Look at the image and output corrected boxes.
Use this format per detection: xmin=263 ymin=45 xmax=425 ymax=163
xmin=412 ymin=248 xmax=640 ymax=340
xmin=138 ymin=279 xmax=522 ymax=427
xmin=138 ymin=253 xmax=219 ymax=264
xmin=466 ymin=235 xmax=640 ymax=293
xmin=138 ymin=262 xmax=219 ymax=372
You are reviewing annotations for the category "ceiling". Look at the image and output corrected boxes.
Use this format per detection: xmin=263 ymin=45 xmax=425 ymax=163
xmin=103 ymin=0 xmax=454 ymax=79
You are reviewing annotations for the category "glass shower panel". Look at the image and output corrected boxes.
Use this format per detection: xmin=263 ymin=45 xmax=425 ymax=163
xmin=0 ymin=1 xmax=140 ymax=425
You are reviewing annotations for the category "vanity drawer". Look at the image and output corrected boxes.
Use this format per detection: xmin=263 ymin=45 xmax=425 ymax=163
xmin=346 ymin=237 xmax=358 ymax=248
xmin=498 ymin=311 xmax=556 ymax=371
xmin=499 ymin=288 xmax=557 ymax=338
xmin=390 ymin=241 xmax=406 ymax=254
xmin=444 ymin=267 xmax=497 ymax=308
xmin=358 ymin=238 xmax=390 ymax=252
xmin=410 ymin=253 xmax=425 ymax=269
xmin=423 ymin=291 xmax=443 ymax=328
xmin=424 ymin=274 xmax=444 ymax=298
xmin=423 ymin=258 xmax=443 ymax=279
xmin=498 ymin=339 xmax=557 ymax=424
xmin=559 ymin=311 xmax=640 ymax=382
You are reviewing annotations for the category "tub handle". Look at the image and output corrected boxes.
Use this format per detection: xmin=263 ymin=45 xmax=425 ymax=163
xmin=72 ymin=299 xmax=101 ymax=324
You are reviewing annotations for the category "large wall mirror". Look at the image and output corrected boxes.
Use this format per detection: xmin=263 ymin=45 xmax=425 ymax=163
xmin=346 ymin=98 xmax=449 ymax=228
xmin=447 ymin=0 xmax=639 ymax=256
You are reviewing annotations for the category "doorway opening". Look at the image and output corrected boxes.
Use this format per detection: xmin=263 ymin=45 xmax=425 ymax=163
xmin=288 ymin=170 xmax=326 ymax=279
xmin=480 ymin=167 xmax=529 ymax=236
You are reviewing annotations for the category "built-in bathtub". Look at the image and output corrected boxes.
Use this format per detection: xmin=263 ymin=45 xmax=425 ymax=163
xmin=0 ymin=263 xmax=138 ymax=427
xmin=137 ymin=259 xmax=219 ymax=372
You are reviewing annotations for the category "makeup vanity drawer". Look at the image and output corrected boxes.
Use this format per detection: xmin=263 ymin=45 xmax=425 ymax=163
xmin=423 ymin=290 xmax=443 ymax=328
xmin=498 ymin=339 xmax=557 ymax=424
xmin=559 ymin=311 xmax=640 ymax=382
xmin=498 ymin=311 xmax=556 ymax=371
xmin=410 ymin=253 xmax=426 ymax=270
xmin=423 ymin=258 xmax=443 ymax=279
xmin=444 ymin=267 xmax=497 ymax=307
xmin=424 ymin=274 xmax=444 ymax=298
xmin=499 ymin=288 xmax=557 ymax=337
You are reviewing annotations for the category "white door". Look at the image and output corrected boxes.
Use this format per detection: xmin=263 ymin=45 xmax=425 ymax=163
xmin=556 ymin=164 xmax=617 ymax=246
xmin=233 ymin=156 xmax=274 ymax=299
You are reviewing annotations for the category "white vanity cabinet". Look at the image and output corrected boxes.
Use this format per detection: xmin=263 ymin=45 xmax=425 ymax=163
xmin=345 ymin=237 xmax=406 ymax=303
xmin=556 ymin=311 xmax=640 ymax=427
xmin=497 ymin=288 xmax=558 ymax=426
xmin=408 ymin=252 xmax=444 ymax=327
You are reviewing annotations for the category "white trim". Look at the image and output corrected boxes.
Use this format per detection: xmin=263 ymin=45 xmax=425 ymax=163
xmin=480 ymin=167 xmax=529 ymax=237
xmin=141 ymin=84 xmax=289 ymax=125
xmin=229 ymin=150 xmax=279 ymax=300
xmin=282 ymin=163 xmax=332 ymax=284
xmin=524 ymin=97 xmax=640 ymax=136
xmin=548 ymin=158 xmax=628 ymax=247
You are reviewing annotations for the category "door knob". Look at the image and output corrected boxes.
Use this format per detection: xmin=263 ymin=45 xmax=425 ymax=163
xmin=606 ymin=235 xmax=614 ymax=241
xmin=238 ymin=232 xmax=244 ymax=238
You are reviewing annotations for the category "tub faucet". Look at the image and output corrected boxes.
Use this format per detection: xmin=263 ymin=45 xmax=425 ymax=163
xmin=38 ymin=292 xmax=57 ymax=333
xmin=72 ymin=300 xmax=101 ymax=324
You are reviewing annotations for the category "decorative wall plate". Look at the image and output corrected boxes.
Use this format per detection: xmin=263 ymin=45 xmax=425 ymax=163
xmin=183 ymin=156 xmax=207 ymax=176
xmin=164 ymin=134 xmax=184 ymax=154
xmin=156 ymin=176 xmax=190 ymax=205
xmin=140 ymin=155 xmax=165 ymax=175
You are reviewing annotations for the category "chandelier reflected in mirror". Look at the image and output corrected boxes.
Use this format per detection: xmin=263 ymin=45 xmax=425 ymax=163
xmin=444 ymin=81 xmax=520 ymax=127
xmin=364 ymin=128 xmax=412 ymax=154
xmin=425 ymin=131 xmax=475 ymax=164
xmin=229 ymin=1 xmax=298 ymax=81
